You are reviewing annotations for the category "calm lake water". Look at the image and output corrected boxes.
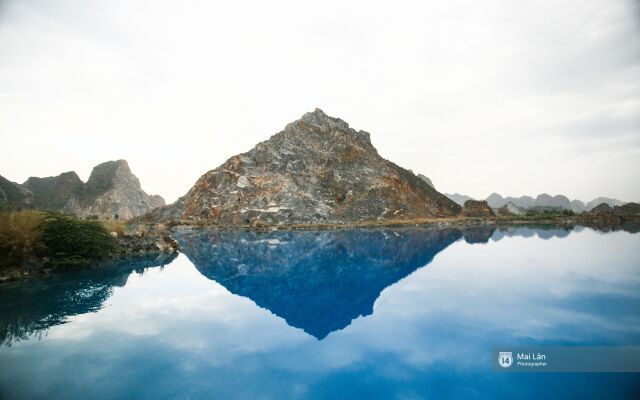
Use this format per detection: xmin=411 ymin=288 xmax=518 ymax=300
xmin=1 ymin=225 xmax=639 ymax=399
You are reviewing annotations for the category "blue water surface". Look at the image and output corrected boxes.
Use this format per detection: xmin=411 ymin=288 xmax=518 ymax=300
xmin=0 ymin=225 xmax=639 ymax=399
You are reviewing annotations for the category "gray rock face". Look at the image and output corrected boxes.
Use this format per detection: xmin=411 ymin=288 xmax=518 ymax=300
xmin=2 ymin=160 xmax=164 ymax=220
xmin=77 ymin=160 xmax=165 ymax=220
xmin=150 ymin=109 xmax=460 ymax=226
xmin=0 ymin=175 xmax=32 ymax=208
xmin=496 ymin=201 xmax=524 ymax=216
xmin=23 ymin=171 xmax=84 ymax=210
xmin=485 ymin=193 xmax=506 ymax=208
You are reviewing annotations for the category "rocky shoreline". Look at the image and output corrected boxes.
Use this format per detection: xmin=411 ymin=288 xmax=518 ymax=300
xmin=115 ymin=226 xmax=180 ymax=256
xmin=2 ymin=210 xmax=637 ymax=283
xmin=163 ymin=214 xmax=576 ymax=231
xmin=0 ymin=228 xmax=179 ymax=283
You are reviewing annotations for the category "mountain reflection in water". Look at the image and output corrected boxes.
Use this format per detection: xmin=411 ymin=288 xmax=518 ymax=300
xmin=0 ymin=224 xmax=595 ymax=345
xmin=174 ymin=225 xmax=572 ymax=339
xmin=1 ymin=225 xmax=639 ymax=399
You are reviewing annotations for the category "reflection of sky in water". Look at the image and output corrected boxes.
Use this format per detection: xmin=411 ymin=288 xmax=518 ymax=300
xmin=0 ymin=227 xmax=639 ymax=399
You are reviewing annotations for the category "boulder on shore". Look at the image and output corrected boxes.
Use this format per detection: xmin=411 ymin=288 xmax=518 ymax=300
xmin=461 ymin=200 xmax=495 ymax=217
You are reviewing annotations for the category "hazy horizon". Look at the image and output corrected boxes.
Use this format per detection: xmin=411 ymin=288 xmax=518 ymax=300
xmin=1 ymin=0 xmax=639 ymax=204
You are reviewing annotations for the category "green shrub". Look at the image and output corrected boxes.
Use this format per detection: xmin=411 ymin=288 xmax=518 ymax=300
xmin=40 ymin=213 xmax=121 ymax=268
xmin=0 ymin=211 xmax=123 ymax=270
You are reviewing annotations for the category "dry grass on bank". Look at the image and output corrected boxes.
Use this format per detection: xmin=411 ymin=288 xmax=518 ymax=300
xmin=0 ymin=210 xmax=121 ymax=270
xmin=101 ymin=220 xmax=126 ymax=236
xmin=0 ymin=210 xmax=46 ymax=268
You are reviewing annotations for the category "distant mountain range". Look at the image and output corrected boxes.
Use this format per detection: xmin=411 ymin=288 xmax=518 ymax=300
xmin=444 ymin=192 xmax=626 ymax=212
xmin=0 ymin=160 xmax=164 ymax=220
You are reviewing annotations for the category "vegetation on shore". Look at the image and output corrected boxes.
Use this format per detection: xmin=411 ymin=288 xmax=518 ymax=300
xmin=0 ymin=210 xmax=122 ymax=271
xmin=1 ymin=204 xmax=635 ymax=281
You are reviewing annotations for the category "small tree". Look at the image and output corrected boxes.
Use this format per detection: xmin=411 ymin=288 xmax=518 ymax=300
xmin=40 ymin=213 xmax=121 ymax=267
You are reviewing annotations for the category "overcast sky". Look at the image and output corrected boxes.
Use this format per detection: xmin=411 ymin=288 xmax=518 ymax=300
xmin=1 ymin=0 xmax=639 ymax=203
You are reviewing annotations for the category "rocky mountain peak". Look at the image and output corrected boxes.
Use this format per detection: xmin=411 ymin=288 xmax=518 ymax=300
xmin=81 ymin=160 xmax=163 ymax=219
xmin=485 ymin=193 xmax=505 ymax=208
xmin=85 ymin=159 xmax=138 ymax=195
xmin=148 ymin=109 xmax=460 ymax=226
xmin=23 ymin=171 xmax=84 ymax=210
xmin=282 ymin=108 xmax=373 ymax=149
xmin=24 ymin=171 xmax=83 ymax=188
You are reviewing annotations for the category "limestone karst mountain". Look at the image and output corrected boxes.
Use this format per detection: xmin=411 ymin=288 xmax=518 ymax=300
xmin=76 ymin=160 xmax=165 ymax=219
xmin=23 ymin=171 xmax=85 ymax=211
xmin=534 ymin=193 xmax=572 ymax=210
xmin=496 ymin=201 xmax=524 ymax=216
xmin=148 ymin=109 xmax=460 ymax=226
xmin=0 ymin=160 xmax=164 ymax=220
xmin=570 ymin=200 xmax=586 ymax=213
